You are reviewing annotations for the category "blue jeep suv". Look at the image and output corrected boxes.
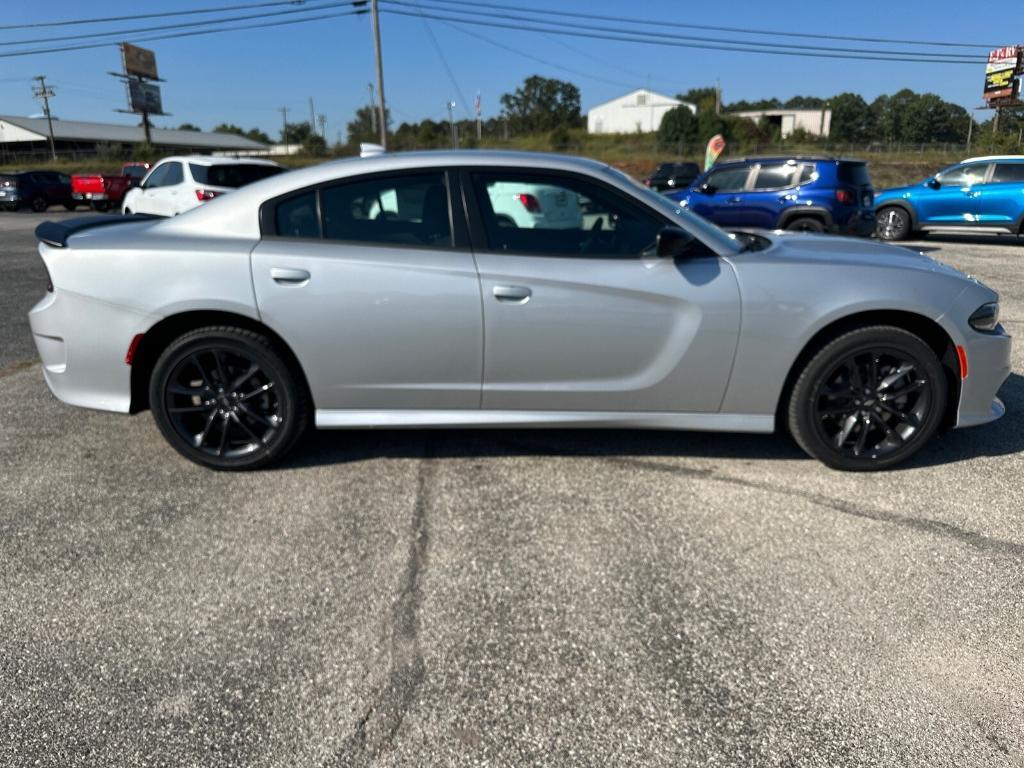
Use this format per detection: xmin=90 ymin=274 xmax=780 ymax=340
xmin=668 ymin=156 xmax=876 ymax=236
xmin=875 ymin=155 xmax=1024 ymax=241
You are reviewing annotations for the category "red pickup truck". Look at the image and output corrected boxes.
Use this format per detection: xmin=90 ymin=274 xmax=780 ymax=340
xmin=71 ymin=162 xmax=150 ymax=212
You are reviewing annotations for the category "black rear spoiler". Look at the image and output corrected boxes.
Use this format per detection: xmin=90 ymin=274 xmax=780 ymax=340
xmin=35 ymin=213 xmax=159 ymax=248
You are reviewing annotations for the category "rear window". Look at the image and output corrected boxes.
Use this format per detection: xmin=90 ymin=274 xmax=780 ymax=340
xmin=190 ymin=163 xmax=282 ymax=188
xmin=837 ymin=162 xmax=871 ymax=186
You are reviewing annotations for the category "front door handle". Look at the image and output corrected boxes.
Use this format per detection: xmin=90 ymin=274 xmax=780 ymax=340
xmin=727 ymin=196 xmax=743 ymax=204
xmin=270 ymin=267 xmax=311 ymax=285
xmin=492 ymin=285 xmax=531 ymax=303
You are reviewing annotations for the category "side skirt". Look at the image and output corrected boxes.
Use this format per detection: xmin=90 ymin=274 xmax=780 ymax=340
xmin=315 ymin=409 xmax=775 ymax=433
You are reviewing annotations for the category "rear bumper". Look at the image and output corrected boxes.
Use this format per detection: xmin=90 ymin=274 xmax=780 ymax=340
xmin=830 ymin=210 xmax=876 ymax=238
xmin=72 ymin=192 xmax=108 ymax=201
xmin=956 ymin=326 xmax=1012 ymax=428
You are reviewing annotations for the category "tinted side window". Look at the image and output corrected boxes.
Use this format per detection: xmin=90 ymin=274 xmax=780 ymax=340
xmin=320 ymin=172 xmax=452 ymax=248
xmin=163 ymin=162 xmax=184 ymax=186
xmin=752 ymin=163 xmax=798 ymax=190
xmin=144 ymin=164 xmax=171 ymax=188
xmin=275 ymin=192 xmax=320 ymax=238
xmin=837 ymin=162 xmax=871 ymax=186
xmin=471 ymin=172 xmax=665 ymax=257
xmin=798 ymin=165 xmax=817 ymax=184
xmin=991 ymin=163 xmax=1024 ymax=183
xmin=705 ymin=166 xmax=750 ymax=192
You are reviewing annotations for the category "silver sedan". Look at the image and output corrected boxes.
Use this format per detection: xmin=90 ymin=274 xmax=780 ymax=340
xmin=29 ymin=150 xmax=1011 ymax=470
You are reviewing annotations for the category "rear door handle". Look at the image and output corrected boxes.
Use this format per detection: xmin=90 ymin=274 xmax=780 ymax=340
xmin=270 ymin=267 xmax=311 ymax=285
xmin=728 ymin=197 xmax=743 ymax=204
xmin=492 ymin=285 xmax=531 ymax=303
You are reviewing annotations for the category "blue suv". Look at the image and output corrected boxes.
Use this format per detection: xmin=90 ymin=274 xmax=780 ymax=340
xmin=875 ymin=155 xmax=1024 ymax=241
xmin=668 ymin=156 xmax=876 ymax=237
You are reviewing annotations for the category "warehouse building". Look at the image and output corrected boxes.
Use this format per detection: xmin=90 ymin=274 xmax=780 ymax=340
xmin=728 ymin=108 xmax=832 ymax=139
xmin=0 ymin=115 xmax=268 ymax=161
xmin=587 ymin=89 xmax=697 ymax=134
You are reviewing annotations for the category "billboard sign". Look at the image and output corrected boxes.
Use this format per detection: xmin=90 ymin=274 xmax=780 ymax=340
xmin=121 ymin=43 xmax=158 ymax=80
xmin=127 ymin=81 xmax=164 ymax=114
xmin=984 ymin=46 xmax=1019 ymax=101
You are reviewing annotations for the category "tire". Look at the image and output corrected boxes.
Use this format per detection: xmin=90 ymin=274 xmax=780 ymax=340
xmin=785 ymin=216 xmax=825 ymax=233
xmin=90 ymin=201 xmax=111 ymax=213
xmin=149 ymin=326 xmax=310 ymax=470
xmin=787 ymin=325 xmax=947 ymax=471
xmin=2 ymin=203 xmax=16 ymax=212
xmin=123 ymin=208 xmax=133 ymax=215
xmin=63 ymin=202 xmax=77 ymax=211
xmin=31 ymin=195 xmax=48 ymax=213
xmin=876 ymin=206 xmax=912 ymax=241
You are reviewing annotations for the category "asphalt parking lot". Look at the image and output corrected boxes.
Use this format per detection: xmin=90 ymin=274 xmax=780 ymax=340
xmin=1 ymin=210 xmax=1022 ymax=767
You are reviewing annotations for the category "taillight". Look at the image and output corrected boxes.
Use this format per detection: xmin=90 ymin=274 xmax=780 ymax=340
xmin=835 ymin=188 xmax=854 ymax=205
xmin=195 ymin=189 xmax=221 ymax=201
xmin=515 ymin=193 xmax=541 ymax=213
xmin=643 ymin=179 xmax=651 ymax=186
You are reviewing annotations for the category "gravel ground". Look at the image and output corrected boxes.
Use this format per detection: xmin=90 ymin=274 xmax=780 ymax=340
xmin=1 ymin=212 xmax=1022 ymax=767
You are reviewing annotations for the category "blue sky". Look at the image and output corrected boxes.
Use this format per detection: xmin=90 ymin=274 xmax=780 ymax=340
xmin=0 ymin=0 xmax=998 ymax=141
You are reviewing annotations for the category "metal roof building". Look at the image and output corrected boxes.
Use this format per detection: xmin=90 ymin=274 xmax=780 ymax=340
xmin=0 ymin=115 xmax=268 ymax=160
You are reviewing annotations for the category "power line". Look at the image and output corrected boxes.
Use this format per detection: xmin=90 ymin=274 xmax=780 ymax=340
xmin=0 ymin=1 xmax=311 ymax=31
xmin=397 ymin=0 xmax=997 ymax=51
xmin=0 ymin=8 xmax=367 ymax=60
xmin=409 ymin=0 xmax=471 ymax=118
xmin=383 ymin=1 xmax=981 ymax=62
xmin=0 ymin=0 xmax=360 ymax=48
xmin=380 ymin=7 xmax=983 ymax=65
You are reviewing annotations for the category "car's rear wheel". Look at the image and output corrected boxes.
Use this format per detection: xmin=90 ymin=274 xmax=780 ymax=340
xmin=62 ymin=202 xmax=77 ymax=211
xmin=876 ymin=206 xmax=911 ymax=241
xmin=90 ymin=201 xmax=111 ymax=213
xmin=785 ymin=216 xmax=825 ymax=233
xmin=149 ymin=326 xmax=310 ymax=470
xmin=787 ymin=326 xmax=947 ymax=471
xmin=31 ymin=195 xmax=48 ymax=212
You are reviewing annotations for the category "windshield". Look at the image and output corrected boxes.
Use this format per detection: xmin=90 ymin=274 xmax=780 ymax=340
xmin=602 ymin=165 xmax=742 ymax=255
xmin=189 ymin=163 xmax=282 ymax=188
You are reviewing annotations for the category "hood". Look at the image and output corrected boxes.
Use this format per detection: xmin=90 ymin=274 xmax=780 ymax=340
xmin=750 ymin=231 xmax=973 ymax=281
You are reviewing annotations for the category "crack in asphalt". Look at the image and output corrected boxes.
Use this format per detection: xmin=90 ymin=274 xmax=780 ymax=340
xmin=332 ymin=442 xmax=433 ymax=765
xmin=0 ymin=358 xmax=37 ymax=380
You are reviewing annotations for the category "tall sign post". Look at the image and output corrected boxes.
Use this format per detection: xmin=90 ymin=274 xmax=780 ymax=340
xmin=110 ymin=43 xmax=167 ymax=145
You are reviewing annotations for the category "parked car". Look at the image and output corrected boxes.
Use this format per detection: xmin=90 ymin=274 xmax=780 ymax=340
xmin=0 ymin=170 xmax=75 ymax=212
xmin=71 ymin=162 xmax=151 ymax=212
xmin=644 ymin=162 xmax=700 ymax=192
xmin=486 ymin=179 xmax=583 ymax=229
xmin=668 ymin=156 xmax=876 ymax=236
xmin=30 ymin=150 xmax=1009 ymax=471
xmin=121 ymin=156 xmax=284 ymax=217
xmin=875 ymin=155 xmax=1024 ymax=241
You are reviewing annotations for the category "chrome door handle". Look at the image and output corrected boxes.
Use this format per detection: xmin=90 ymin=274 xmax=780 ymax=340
xmin=492 ymin=285 xmax=531 ymax=303
xmin=270 ymin=267 xmax=311 ymax=285
xmin=728 ymin=197 xmax=743 ymax=204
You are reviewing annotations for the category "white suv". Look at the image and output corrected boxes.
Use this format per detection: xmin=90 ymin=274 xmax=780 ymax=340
xmin=122 ymin=156 xmax=284 ymax=216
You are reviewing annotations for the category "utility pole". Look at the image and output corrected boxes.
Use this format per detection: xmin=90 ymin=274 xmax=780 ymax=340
xmin=278 ymin=106 xmax=289 ymax=149
xmin=715 ymin=78 xmax=721 ymax=116
xmin=447 ymin=100 xmax=457 ymax=149
xmin=370 ymin=0 xmax=387 ymax=149
xmin=32 ymin=75 xmax=57 ymax=162
xmin=308 ymin=97 xmax=317 ymax=133
xmin=967 ymin=114 xmax=974 ymax=153
xmin=368 ymin=82 xmax=378 ymax=135
xmin=318 ymin=114 xmax=327 ymax=139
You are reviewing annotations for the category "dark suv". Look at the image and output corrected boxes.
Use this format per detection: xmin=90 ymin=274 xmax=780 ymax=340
xmin=644 ymin=162 xmax=700 ymax=192
xmin=668 ymin=156 xmax=876 ymax=236
xmin=0 ymin=170 xmax=75 ymax=212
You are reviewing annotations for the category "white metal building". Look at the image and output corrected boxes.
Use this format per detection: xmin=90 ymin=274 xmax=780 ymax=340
xmin=728 ymin=108 xmax=832 ymax=139
xmin=587 ymin=89 xmax=696 ymax=135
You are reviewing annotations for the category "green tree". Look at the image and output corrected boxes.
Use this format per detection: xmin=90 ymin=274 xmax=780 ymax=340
xmin=657 ymin=106 xmax=698 ymax=146
xmin=281 ymin=121 xmax=314 ymax=145
xmin=213 ymin=123 xmax=245 ymax=136
xmin=901 ymin=93 xmax=968 ymax=143
xmin=829 ymin=93 xmax=874 ymax=143
xmin=678 ymin=87 xmax=718 ymax=114
xmin=245 ymin=127 xmax=271 ymax=144
xmin=177 ymin=122 xmax=201 ymax=132
xmin=302 ymin=133 xmax=328 ymax=156
xmin=499 ymin=75 xmax=582 ymax=133
xmin=346 ymin=104 xmax=390 ymax=148
xmin=784 ymin=95 xmax=827 ymax=109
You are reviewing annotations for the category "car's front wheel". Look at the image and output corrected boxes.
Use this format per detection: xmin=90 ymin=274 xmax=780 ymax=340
xmin=149 ymin=326 xmax=310 ymax=470
xmin=876 ymin=206 xmax=912 ymax=241
xmin=787 ymin=326 xmax=947 ymax=470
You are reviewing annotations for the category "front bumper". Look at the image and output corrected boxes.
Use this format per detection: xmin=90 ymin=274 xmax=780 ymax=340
xmin=956 ymin=325 xmax=1012 ymax=428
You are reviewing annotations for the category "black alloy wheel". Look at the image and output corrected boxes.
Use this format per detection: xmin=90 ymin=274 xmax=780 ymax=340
xmin=31 ymin=195 xmax=48 ymax=212
xmin=785 ymin=217 xmax=825 ymax=233
xmin=150 ymin=327 xmax=309 ymax=470
xmin=876 ymin=206 xmax=911 ymax=241
xmin=788 ymin=326 xmax=947 ymax=470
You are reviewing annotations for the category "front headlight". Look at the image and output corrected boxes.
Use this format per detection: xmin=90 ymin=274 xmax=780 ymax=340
xmin=969 ymin=302 xmax=1000 ymax=332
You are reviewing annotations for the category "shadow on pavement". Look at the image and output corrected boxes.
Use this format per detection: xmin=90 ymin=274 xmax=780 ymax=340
xmin=278 ymin=373 xmax=1024 ymax=472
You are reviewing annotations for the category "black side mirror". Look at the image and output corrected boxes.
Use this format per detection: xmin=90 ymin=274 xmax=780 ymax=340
xmin=656 ymin=226 xmax=697 ymax=258
xmin=699 ymin=182 xmax=717 ymax=195
xmin=926 ymin=178 xmax=941 ymax=189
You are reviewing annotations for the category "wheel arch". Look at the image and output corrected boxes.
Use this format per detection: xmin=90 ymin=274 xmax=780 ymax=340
xmin=875 ymin=199 xmax=918 ymax=230
xmin=774 ymin=309 xmax=961 ymax=432
xmin=778 ymin=206 xmax=833 ymax=229
xmin=129 ymin=309 xmax=313 ymax=413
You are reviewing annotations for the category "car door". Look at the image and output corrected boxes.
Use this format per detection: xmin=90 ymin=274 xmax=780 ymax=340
xmin=133 ymin=162 xmax=171 ymax=215
xmin=739 ymin=162 xmax=801 ymax=229
xmin=155 ymin=161 xmax=186 ymax=215
xmin=975 ymin=161 xmax=1024 ymax=225
xmin=918 ymin=162 xmax=988 ymax=224
xmin=251 ymin=170 xmax=484 ymax=412
xmin=464 ymin=168 xmax=741 ymax=413
xmin=686 ymin=164 xmax=754 ymax=227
